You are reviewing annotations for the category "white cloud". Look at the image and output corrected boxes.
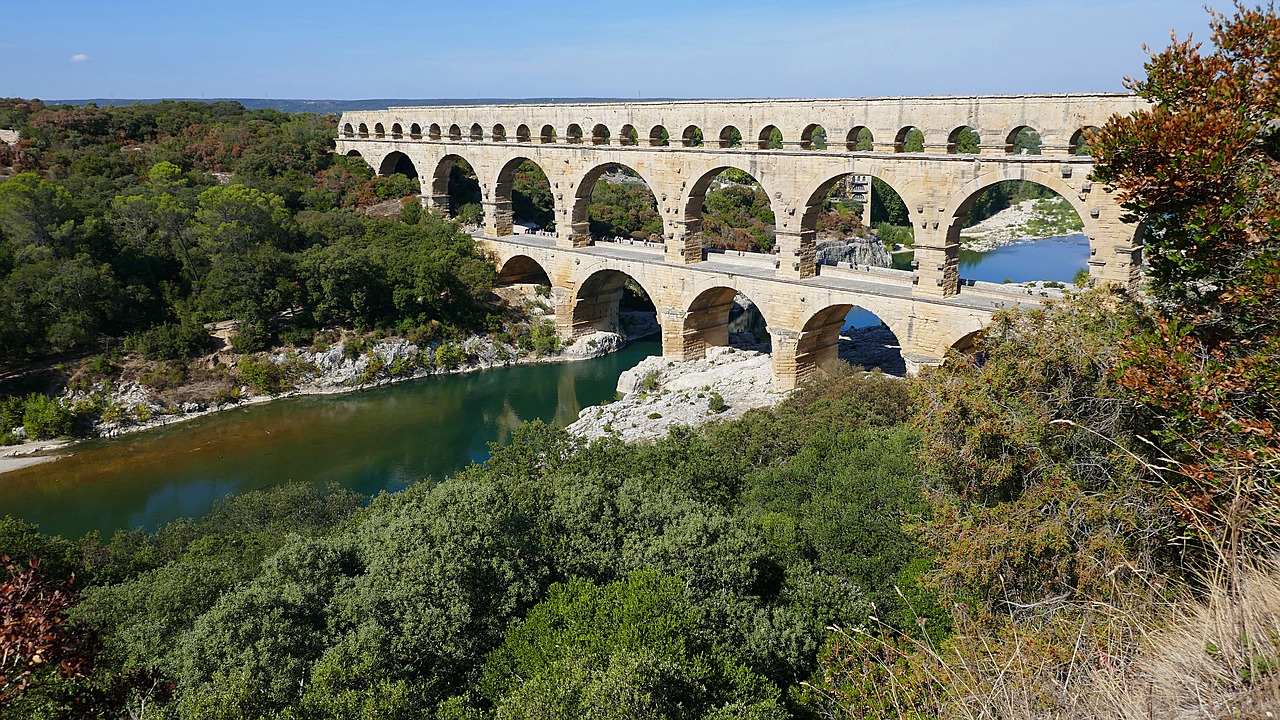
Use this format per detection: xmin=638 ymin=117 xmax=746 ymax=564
xmin=70 ymin=53 xmax=89 ymax=62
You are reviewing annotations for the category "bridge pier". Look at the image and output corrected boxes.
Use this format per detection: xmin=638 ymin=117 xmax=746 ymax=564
xmin=773 ymin=229 xmax=818 ymax=279
xmin=484 ymin=199 xmax=513 ymax=237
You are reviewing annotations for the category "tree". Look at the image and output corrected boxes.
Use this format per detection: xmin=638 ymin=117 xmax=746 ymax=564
xmin=0 ymin=557 xmax=91 ymax=703
xmin=1090 ymin=1 xmax=1280 ymax=552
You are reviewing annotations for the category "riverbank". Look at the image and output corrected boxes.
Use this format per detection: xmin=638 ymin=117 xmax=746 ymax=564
xmin=567 ymin=325 xmax=905 ymax=444
xmin=0 ymin=311 xmax=660 ymax=476
xmin=959 ymin=198 xmax=1085 ymax=251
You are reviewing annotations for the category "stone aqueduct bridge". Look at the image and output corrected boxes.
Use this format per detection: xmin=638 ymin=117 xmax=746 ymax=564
xmin=336 ymin=94 xmax=1148 ymax=388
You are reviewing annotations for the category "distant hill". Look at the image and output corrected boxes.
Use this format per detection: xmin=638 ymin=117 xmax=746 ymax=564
xmin=48 ymin=98 xmax=663 ymax=114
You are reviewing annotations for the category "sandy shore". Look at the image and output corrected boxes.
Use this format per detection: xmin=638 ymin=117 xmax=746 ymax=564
xmin=0 ymin=440 xmax=73 ymax=474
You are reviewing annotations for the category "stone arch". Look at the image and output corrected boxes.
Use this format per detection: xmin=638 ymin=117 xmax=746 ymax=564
xmin=448 ymin=124 xmax=462 ymax=141
xmin=469 ymin=123 xmax=484 ymax=142
xmin=570 ymin=162 xmax=661 ymax=247
xmin=591 ymin=123 xmax=610 ymax=146
xmin=377 ymin=150 xmax=419 ymax=178
xmin=681 ymin=163 xmax=778 ymax=258
xmin=1070 ymin=126 xmax=1099 ymax=156
xmin=718 ymin=125 xmax=742 ymax=148
xmin=495 ymin=254 xmax=552 ymax=286
xmin=948 ymin=125 xmax=980 ymax=154
xmin=358 ymin=123 xmax=369 ymax=138
xmin=344 ymin=149 xmax=363 ymax=158
xmin=566 ymin=123 xmax=584 ymax=144
xmin=539 ymin=124 xmax=556 ymax=144
xmin=429 ymin=123 xmax=442 ymax=140
xmin=793 ymin=168 xmax=913 ymax=277
xmin=391 ymin=123 xmax=403 ymax=139
xmin=894 ymin=126 xmax=924 ymax=153
xmin=846 ymin=126 xmax=873 ymax=151
xmin=431 ymin=153 xmax=483 ymax=219
xmin=342 ymin=122 xmax=354 ymax=138
xmin=493 ymin=123 xmax=507 ymax=142
xmin=619 ymin=124 xmax=638 ymax=146
xmin=801 ymin=123 xmax=828 ymax=150
xmin=758 ymin=125 xmax=783 ymax=149
xmin=676 ymin=285 xmax=774 ymax=361
xmin=568 ymin=267 xmax=660 ymax=339
xmin=409 ymin=123 xmax=422 ymax=139
xmin=492 ymin=156 xmax=555 ymax=237
xmin=649 ymin=125 xmax=670 ymax=147
xmin=374 ymin=122 xmax=386 ymax=138
xmin=948 ymin=327 xmax=985 ymax=357
xmin=943 ymin=169 xmax=1108 ymax=289
xmin=1006 ymin=125 xmax=1042 ymax=155
xmin=516 ymin=124 xmax=531 ymax=143
xmin=681 ymin=125 xmax=704 ymax=147
xmin=793 ymin=301 xmax=906 ymax=382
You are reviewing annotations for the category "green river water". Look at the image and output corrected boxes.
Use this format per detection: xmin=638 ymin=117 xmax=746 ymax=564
xmin=2 ymin=339 xmax=660 ymax=540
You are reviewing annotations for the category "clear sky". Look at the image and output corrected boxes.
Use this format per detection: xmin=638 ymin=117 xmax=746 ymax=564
xmin=4 ymin=0 xmax=1216 ymax=100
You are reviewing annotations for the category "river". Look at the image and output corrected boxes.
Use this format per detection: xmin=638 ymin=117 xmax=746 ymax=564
xmin=1 ymin=235 xmax=1089 ymax=540
xmin=2 ymin=340 xmax=659 ymax=539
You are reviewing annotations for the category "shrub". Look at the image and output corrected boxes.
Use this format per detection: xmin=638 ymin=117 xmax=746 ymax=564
xmin=435 ymin=343 xmax=467 ymax=370
xmin=22 ymin=393 xmax=73 ymax=438
xmin=125 ymin=320 xmax=211 ymax=361
xmin=707 ymin=391 xmax=726 ymax=413
xmin=236 ymin=356 xmax=287 ymax=395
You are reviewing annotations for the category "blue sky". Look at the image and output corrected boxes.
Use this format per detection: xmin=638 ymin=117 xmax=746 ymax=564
xmin=4 ymin=0 xmax=1215 ymax=100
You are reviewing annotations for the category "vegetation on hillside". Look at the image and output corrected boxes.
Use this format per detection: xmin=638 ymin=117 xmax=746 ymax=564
xmin=3 ymin=5 xmax=1279 ymax=718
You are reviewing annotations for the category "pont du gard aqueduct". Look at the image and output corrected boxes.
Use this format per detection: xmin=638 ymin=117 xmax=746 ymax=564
xmin=335 ymin=94 xmax=1149 ymax=388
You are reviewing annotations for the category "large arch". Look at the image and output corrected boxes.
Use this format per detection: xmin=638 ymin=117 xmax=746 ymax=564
xmin=567 ymin=268 xmax=659 ymax=339
xmin=794 ymin=169 xmax=916 ymax=276
xmin=495 ymin=254 xmax=552 ymax=286
xmin=682 ymin=164 xmax=777 ymax=256
xmin=377 ymin=150 xmax=419 ymax=178
xmin=793 ymin=302 xmax=906 ymax=381
xmin=492 ymin=156 xmax=555 ymax=237
xmin=943 ymin=170 xmax=1109 ymax=289
xmin=430 ymin=154 xmax=483 ymax=221
xmin=677 ymin=286 xmax=773 ymax=361
xmin=570 ymin=163 xmax=662 ymax=246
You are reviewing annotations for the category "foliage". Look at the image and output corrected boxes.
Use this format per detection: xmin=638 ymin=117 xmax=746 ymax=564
xmin=235 ymin=355 xmax=286 ymax=395
xmin=1090 ymin=1 xmax=1280 ymax=553
xmin=20 ymin=393 xmax=74 ymax=439
xmin=480 ymin=571 xmax=787 ymax=719
xmin=588 ymin=177 xmax=661 ymax=240
xmin=0 ymin=556 xmax=90 ymax=704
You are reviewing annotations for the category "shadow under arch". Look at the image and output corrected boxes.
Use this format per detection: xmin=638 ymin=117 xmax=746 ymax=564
xmin=568 ymin=267 xmax=659 ymax=340
xmin=678 ymin=285 xmax=773 ymax=361
xmin=796 ymin=302 xmax=906 ymax=381
xmin=492 ymin=156 xmax=555 ymax=236
xmin=682 ymin=163 xmax=777 ymax=257
xmin=569 ymin=162 xmax=662 ymax=247
xmin=377 ymin=150 xmax=419 ymax=178
xmin=495 ymin=254 xmax=552 ymax=286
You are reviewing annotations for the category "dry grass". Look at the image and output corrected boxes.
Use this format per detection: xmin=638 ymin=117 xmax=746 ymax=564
xmin=885 ymin=558 xmax=1280 ymax=720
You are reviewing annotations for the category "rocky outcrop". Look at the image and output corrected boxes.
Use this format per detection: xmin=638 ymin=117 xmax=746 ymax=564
xmin=567 ymin=347 xmax=784 ymax=443
xmin=816 ymin=235 xmax=892 ymax=267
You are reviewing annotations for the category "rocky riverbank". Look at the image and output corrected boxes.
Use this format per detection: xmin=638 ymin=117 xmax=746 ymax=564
xmin=959 ymin=198 xmax=1085 ymax=251
xmin=567 ymin=324 xmax=905 ymax=444
xmin=0 ymin=308 xmax=663 ymax=474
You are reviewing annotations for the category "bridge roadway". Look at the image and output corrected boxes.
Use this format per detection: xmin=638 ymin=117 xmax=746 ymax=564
xmin=482 ymin=233 xmax=1044 ymax=389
